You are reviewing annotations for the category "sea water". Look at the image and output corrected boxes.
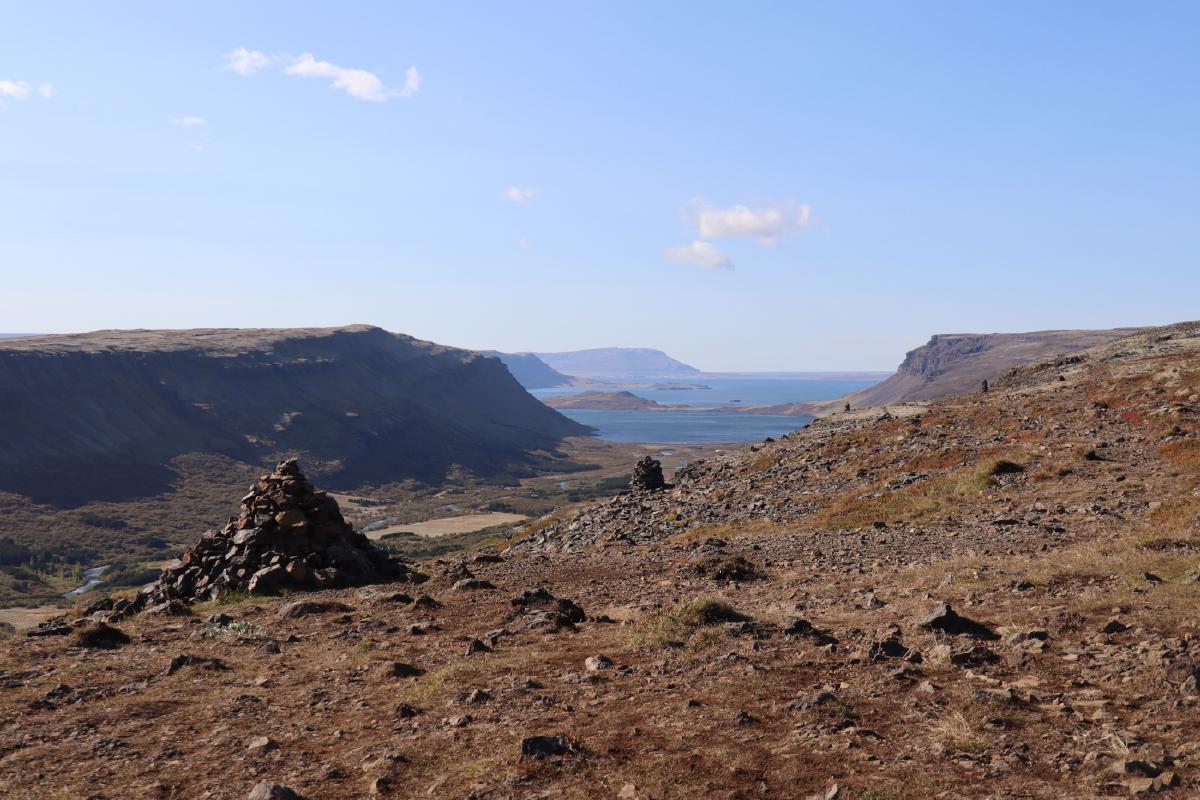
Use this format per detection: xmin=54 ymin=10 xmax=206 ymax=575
xmin=532 ymin=376 xmax=879 ymax=444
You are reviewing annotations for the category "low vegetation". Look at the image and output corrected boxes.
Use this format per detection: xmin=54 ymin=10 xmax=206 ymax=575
xmin=631 ymin=597 xmax=745 ymax=649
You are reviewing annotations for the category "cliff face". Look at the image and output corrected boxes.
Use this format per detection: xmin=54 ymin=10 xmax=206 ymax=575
xmin=0 ymin=326 xmax=590 ymax=505
xmin=479 ymin=351 xmax=572 ymax=389
xmin=836 ymin=328 xmax=1141 ymax=409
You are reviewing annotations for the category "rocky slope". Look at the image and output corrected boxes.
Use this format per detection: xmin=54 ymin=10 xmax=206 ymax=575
xmin=535 ymin=347 xmax=699 ymax=377
xmin=3 ymin=322 xmax=1199 ymax=799
xmin=479 ymin=351 xmax=573 ymax=389
xmin=0 ymin=326 xmax=589 ymax=506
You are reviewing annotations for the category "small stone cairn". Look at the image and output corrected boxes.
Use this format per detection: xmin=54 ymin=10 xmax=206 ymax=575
xmin=129 ymin=458 xmax=420 ymax=611
xmin=630 ymin=456 xmax=666 ymax=492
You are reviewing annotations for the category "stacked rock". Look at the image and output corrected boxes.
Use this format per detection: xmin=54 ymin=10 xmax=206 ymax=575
xmin=630 ymin=456 xmax=666 ymax=492
xmin=135 ymin=458 xmax=420 ymax=608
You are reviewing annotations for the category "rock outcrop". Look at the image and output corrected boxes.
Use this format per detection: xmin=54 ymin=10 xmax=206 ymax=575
xmin=131 ymin=458 xmax=421 ymax=609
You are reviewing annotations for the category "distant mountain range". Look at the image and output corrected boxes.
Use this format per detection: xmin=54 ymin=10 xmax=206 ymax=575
xmin=0 ymin=326 xmax=589 ymax=506
xmin=534 ymin=347 xmax=699 ymax=377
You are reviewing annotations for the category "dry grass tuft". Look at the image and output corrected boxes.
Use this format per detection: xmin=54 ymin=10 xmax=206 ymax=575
xmin=631 ymin=597 xmax=745 ymax=649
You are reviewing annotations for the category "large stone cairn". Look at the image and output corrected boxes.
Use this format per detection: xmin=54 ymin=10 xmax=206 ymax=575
xmin=136 ymin=458 xmax=419 ymax=608
xmin=630 ymin=456 xmax=666 ymax=492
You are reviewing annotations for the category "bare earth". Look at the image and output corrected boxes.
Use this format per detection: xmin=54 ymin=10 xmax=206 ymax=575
xmin=366 ymin=512 xmax=529 ymax=540
xmin=0 ymin=605 xmax=64 ymax=631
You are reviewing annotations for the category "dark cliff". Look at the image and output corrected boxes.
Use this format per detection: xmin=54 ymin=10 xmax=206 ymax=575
xmin=479 ymin=351 xmax=572 ymax=389
xmin=0 ymin=326 xmax=590 ymax=505
xmin=833 ymin=328 xmax=1142 ymax=409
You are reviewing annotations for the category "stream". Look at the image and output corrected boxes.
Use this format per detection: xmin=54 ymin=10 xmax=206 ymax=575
xmin=63 ymin=565 xmax=108 ymax=597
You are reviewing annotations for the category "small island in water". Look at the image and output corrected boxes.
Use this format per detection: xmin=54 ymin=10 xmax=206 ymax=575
xmin=542 ymin=390 xmax=691 ymax=411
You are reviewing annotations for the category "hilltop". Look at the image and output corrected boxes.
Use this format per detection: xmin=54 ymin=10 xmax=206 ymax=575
xmin=2 ymin=321 xmax=1199 ymax=798
xmin=0 ymin=326 xmax=589 ymax=506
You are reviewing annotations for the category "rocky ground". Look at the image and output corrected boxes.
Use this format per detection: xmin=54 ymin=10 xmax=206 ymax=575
xmin=2 ymin=322 xmax=1199 ymax=799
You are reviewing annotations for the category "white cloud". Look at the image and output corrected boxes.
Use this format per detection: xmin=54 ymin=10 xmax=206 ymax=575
xmin=189 ymin=144 xmax=207 ymax=153
xmin=664 ymin=241 xmax=733 ymax=271
xmin=504 ymin=186 xmax=536 ymax=206
xmin=401 ymin=66 xmax=422 ymax=98
xmin=0 ymin=80 xmax=53 ymax=101
xmin=170 ymin=115 xmax=206 ymax=127
xmin=515 ymin=237 xmax=531 ymax=250
xmin=690 ymin=199 xmax=814 ymax=246
xmin=223 ymin=47 xmax=271 ymax=75
xmin=284 ymin=53 xmax=400 ymax=102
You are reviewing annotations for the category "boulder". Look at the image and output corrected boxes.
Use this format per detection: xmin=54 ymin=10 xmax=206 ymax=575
xmin=519 ymin=735 xmax=579 ymax=762
xmin=917 ymin=602 xmax=999 ymax=640
xmin=248 ymin=784 xmax=303 ymax=800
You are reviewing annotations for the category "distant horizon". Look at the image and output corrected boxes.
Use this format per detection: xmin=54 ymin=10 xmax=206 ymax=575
xmin=1 ymin=316 xmax=1191 ymax=373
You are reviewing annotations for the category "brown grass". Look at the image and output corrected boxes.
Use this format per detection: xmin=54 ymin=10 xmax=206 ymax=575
xmin=630 ymin=597 xmax=745 ymax=649
xmin=1160 ymin=438 xmax=1200 ymax=470
xmin=816 ymin=460 xmax=1007 ymax=529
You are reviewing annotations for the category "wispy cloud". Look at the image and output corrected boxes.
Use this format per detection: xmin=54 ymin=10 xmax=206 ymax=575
xmin=401 ymin=66 xmax=422 ymax=98
xmin=223 ymin=47 xmax=271 ymax=76
xmin=284 ymin=53 xmax=398 ymax=102
xmin=664 ymin=240 xmax=733 ymax=271
xmin=503 ymin=187 xmax=536 ymax=206
xmin=515 ymin=237 xmax=531 ymax=251
xmin=690 ymin=199 xmax=814 ymax=246
xmin=225 ymin=48 xmax=420 ymax=103
xmin=170 ymin=116 xmax=206 ymax=127
xmin=0 ymin=80 xmax=54 ymax=103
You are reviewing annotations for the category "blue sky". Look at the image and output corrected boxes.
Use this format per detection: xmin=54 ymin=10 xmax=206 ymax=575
xmin=2 ymin=2 xmax=1197 ymax=370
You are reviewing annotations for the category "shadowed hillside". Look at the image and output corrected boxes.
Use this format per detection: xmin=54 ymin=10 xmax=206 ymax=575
xmin=0 ymin=326 xmax=590 ymax=506
xmin=479 ymin=351 xmax=572 ymax=389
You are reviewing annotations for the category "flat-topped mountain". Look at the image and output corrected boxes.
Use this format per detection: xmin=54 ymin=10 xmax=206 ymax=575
xmin=845 ymin=328 xmax=1144 ymax=407
xmin=534 ymin=347 xmax=698 ymax=377
xmin=479 ymin=351 xmax=572 ymax=389
xmin=0 ymin=325 xmax=589 ymax=505
xmin=760 ymin=328 xmax=1142 ymax=416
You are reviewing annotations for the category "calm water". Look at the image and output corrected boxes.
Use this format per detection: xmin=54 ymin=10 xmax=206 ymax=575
xmin=534 ymin=376 xmax=879 ymax=444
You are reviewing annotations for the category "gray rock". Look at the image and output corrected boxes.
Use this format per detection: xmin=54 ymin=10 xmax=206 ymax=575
xmin=917 ymin=602 xmax=999 ymax=640
xmin=248 ymin=783 xmax=302 ymax=800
